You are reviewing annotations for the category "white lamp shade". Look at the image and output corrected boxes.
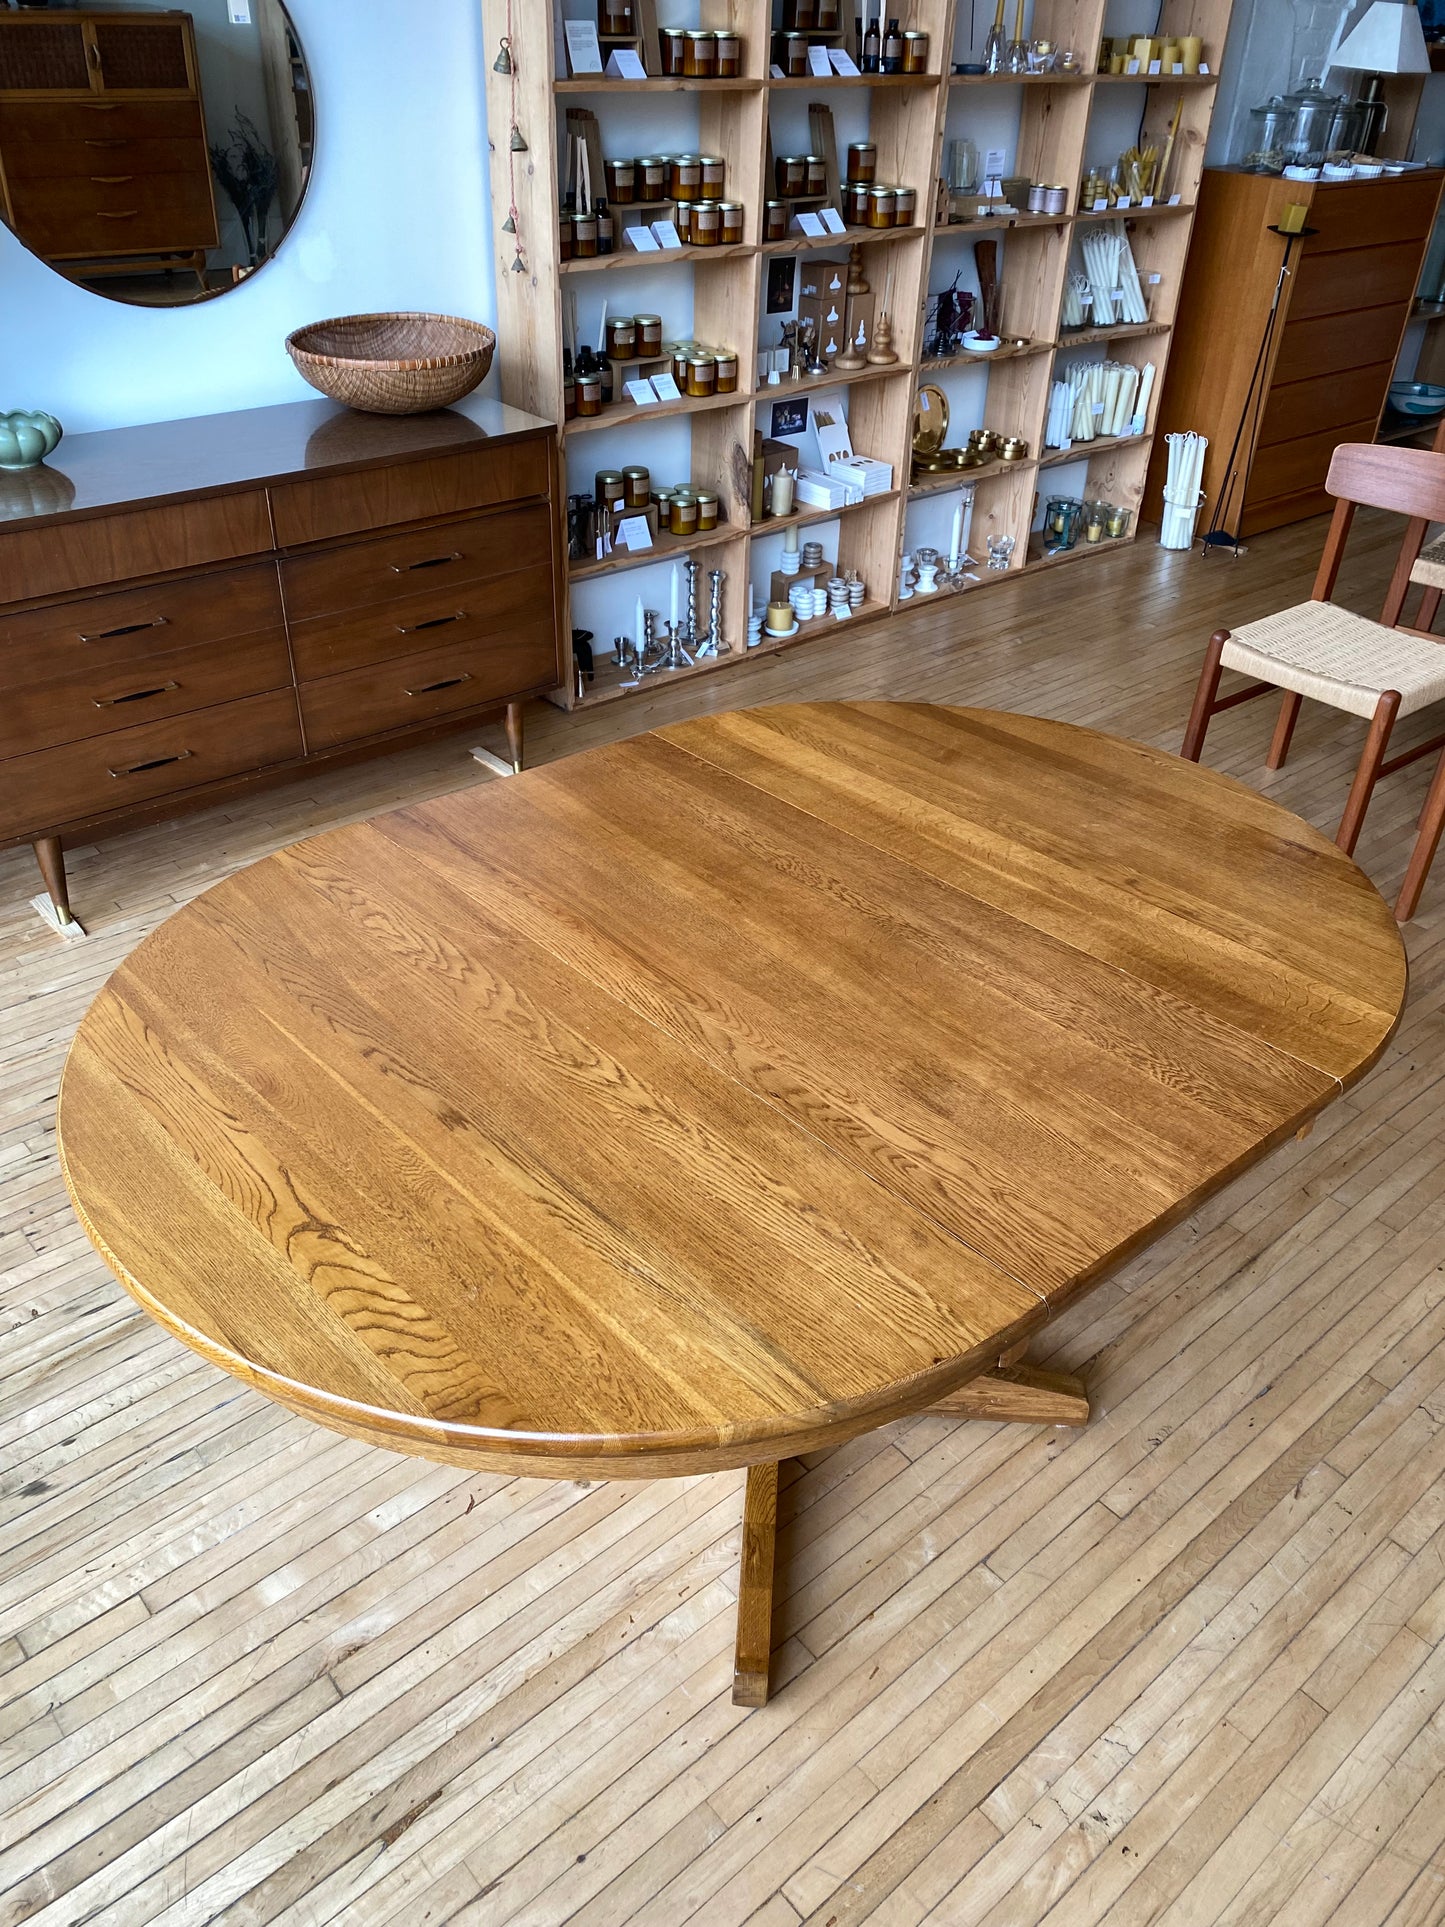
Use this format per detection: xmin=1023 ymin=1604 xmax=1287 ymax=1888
xmin=1331 ymin=0 xmax=1431 ymax=72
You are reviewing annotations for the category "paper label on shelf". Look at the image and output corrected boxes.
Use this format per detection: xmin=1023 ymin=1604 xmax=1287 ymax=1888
xmin=1125 ymin=56 xmax=1140 ymax=72
xmin=1148 ymin=270 xmax=1161 ymax=282
xmin=1141 ymin=194 xmax=1154 ymax=206
xmin=606 ymin=48 xmax=647 ymax=77
xmin=651 ymin=220 xmax=684 ymax=248
xmin=1093 ymin=197 xmax=1108 ymax=210
xmin=808 ymin=44 xmax=833 ymax=74
xmin=1168 ymin=192 xmax=1181 ymax=204
xmin=770 ymin=62 xmax=785 ymax=76
xmin=1116 ymin=195 xmax=1131 ymax=208
xmin=616 ymin=516 xmax=653 ymax=549
xmin=1129 ymin=413 xmax=1146 ymax=434
xmin=1148 ymin=58 xmax=1162 ymax=72
xmin=564 ymin=20 xmax=604 ymax=72
xmin=1199 ymin=62 xmax=1210 ymax=73
xmin=795 ymin=211 xmax=827 ymax=236
xmin=624 ymin=379 xmax=659 ymax=405
xmin=624 ymin=226 xmax=660 ymax=251
xmin=650 ymin=372 xmax=682 ymax=400
xmin=829 ymin=47 xmax=861 ymax=74
xmin=833 ymin=606 xmax=853 ymax=620
xmin=819 ymin=206 xmax=847 ymax=234
xmin=1172 ymin=61 xmax=1184 ymax=72
xmin=984 ymin=147 xmax=1007 ymax=177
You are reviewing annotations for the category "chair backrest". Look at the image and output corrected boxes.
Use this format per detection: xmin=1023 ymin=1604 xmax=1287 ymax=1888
xmin=1326 ymin=443 xmax=1445 ymax=523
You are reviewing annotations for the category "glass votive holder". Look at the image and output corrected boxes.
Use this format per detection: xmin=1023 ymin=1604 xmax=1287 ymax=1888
xmin=986 ymin=534 xmax=1015 ymax=571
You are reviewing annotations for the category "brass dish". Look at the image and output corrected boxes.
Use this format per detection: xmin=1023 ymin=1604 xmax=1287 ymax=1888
xmin=999 ymin=436 xmax=1030 ymax=461
xmin=913 ymin=384 xmax=949 ymax=456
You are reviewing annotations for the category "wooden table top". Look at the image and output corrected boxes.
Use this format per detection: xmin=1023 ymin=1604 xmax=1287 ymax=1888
xmin=58 ymin=704 xmax=1407 ymax=1479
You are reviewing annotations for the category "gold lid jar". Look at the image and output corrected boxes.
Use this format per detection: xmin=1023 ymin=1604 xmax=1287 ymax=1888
xmin=604 ymin=158 xmax=636 ymax=204
xmin=638 ymin=155 xmax=669 ymax=196
xmin=714 ymin=29 xmax=741 ymax=76
xmin=669 ymin=154 xmax=702 ymax=202
xmin=604 ymin=315 xmax=637 ymax=359
xmin=892 ymin=186 xmax=917 ymax=226
xmin=699 ymin=154 xmax=725 ymax=194
xmin=776 ymin=154 xmax=807 ymax=198
xmin=558 ymin=210 xmax=573 ymax=260
xmin=846 ymin=141 xmax=877 ymax=183
xmin=804 ymin=154 xmax=828 ymax=197
xmin=658 ymin=25 xmax=686 ymax=73
xmin=621 ymin=464 xmax=652 ymax=508
xmin=594 ymin=469 xmax=625 ymax=507
xmin=669 ymin=493 xmax=700 ymax=536
xmin=689 ymin=200 xmax=722 ymax=245
xmin=572 ymin=210 xmax=599 ymax=255
xmin=684 ymin=354 xmax=717 ymax=397
xmin=718 ymin=200 xmax=745 ymax=245
xmin=843 ymin=181 xmax=870 ymax=225
xmin=599 ymin=0 xmax=634 ymax=33
xmin=778 ymin=31 xmax=809 ymax=75
xmin=901 ymin=28 xmax=930 ymax=71
xmin=672 ymin=203 xmax=692 ymax=244
xmin=681 ymin=28 xmax=717 ymax=76
xmin=866 ymin=186 xmax=896 ymax=227
xmin=635 ymin=312 xmax=663 ymax=353
xmin=575 ymin=371 xmax=603 ymax=416
xmin=713 ymin=349 xmax=739 ymax=392
xmin=783 ymin=0 xmax=818 ymax=26
xmin=764 ymin=200 xmax=789 ymax=240
xmin=693 ymin=490 xmax=720 ymax=531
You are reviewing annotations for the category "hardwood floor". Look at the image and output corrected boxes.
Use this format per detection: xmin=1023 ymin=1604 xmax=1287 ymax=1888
xmin=4 ymin=516 xmax=1445 ymax=1927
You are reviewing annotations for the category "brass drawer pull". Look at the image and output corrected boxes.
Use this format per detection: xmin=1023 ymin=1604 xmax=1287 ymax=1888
xmin=90 ymin=175 xmax=135 ymax=184
xmin=108 ymin=749 xmax=193 ymax=778
xmin=79 ymin=616 xmax=169 ymax=642
xmin=93 ymin=681 xmax=179 ymax=708
xmin=396 ymin=611 xmax=467 ymax=634
xmin=95 ymin=210 xmax=140 ymax=220
xmin=405 ymin=673 xmax=472 ymax=696
xmin=390 ymin=551 xmax=463 ymax=573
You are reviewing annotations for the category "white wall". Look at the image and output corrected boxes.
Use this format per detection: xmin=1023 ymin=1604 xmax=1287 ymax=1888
xmin=0 ymin=0 xmax=498 ymax=434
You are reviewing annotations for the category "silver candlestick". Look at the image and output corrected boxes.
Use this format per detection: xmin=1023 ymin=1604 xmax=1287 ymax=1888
xmin=660 ymin=619 xmax=694 ymax=671
xmin=704 ymin=567 xmax=727 ymax=656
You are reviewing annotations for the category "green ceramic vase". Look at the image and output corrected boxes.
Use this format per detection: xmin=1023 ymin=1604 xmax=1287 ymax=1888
xmin=0 ymin=410 xmax=63 ymax=469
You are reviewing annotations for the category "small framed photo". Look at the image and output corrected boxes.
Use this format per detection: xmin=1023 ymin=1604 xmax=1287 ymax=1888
xmin=770 ymin=396 xmax=810 ymax=439
xmin=766 ymin=256 xmax=797 ymax=315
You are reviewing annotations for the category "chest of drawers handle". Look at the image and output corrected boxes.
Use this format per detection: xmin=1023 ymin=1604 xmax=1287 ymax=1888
xmin=397 ymin=610 xmax=467 ymax=634
xmin=109 ymin=749 xmax=194 ymax=778
xmin=84 ymin=138 xmax=130 ymax=148
xmin=390 ymin=551 xmax=464 ymax=574
xmin=405 ymin=673 xmax=472 ymax=697
xmin=90 ymin=174 xmax=136 ymax=185
xmin=93 ymin=681 xmax=180 ymax=708
xmin=96 ymin=210 xmax=141 ymax=221
xmin=79 ymin=615 xmax=170 ymax=643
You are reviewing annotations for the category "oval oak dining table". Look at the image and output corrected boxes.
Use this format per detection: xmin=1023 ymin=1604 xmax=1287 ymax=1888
xmin=57 ymin=703 xmax=1407 ymax=1707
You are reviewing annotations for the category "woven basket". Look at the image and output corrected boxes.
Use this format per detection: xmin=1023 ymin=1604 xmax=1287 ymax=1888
xmin=285 ymin=312 xmax=496 ymax=415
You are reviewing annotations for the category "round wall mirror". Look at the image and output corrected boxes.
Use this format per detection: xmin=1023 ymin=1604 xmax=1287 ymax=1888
xmin=0 ymin=1 xmax=314 ymax=305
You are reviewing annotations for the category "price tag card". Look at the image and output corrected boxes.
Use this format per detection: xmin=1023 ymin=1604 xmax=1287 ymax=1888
xmin=984 ymin=146 xmax=1007 ymax=177
xmin=605 ymin=47 xmax=647 ymax=77
xmin=1125 ymin=56 xmax=1140 ymax=72
xmin=650 ymin=372 xmax=683 ymax=401
xmin=1168 ymin=192 xmax=1182 ymax=204
xmin=624 ymin=225 xmax=660 ymax=251
xmin=616 ymin=515 xmax=653 ymax=549
xmin=651 ymin=220 xmax=684 ymax=248
xmin=1093 ymin=197 xmax=1109 ymax=210
xmin=1116 ymin=194 xmax=1132 ymax=208
xmin=833 ymin=605 xmax=853 ymax=621
xmin=1199 ymin=62 xmax=1210 ymax=73
xmin=770 ymin=62 xmax=785 ymax=76
xmin=807 ymin=43 xmax=833 ymax=74
xmin=828 ymin=47 xmax=861 ymax=74
xmin=564 ymin=20 xmax=604 ymax=72
xmin=819 ymin=206 xmax=847 ymax=234
xmin=795 ymin=210 xmax=827 ymax=237
xmin=1141 ymin=194 xmax=1154 ymax=206
xmin=624 ymin=379 xmax=658 ymax=406
xmin=1148 ymin=58 xmax=1162 ymax=72
xmin=1172 ymin=61 xmax=1184 ymax=72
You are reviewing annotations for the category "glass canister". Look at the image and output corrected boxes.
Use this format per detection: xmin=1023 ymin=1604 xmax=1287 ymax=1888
xmin=715 ymin=30 xmax=741 ymax=76
xmin=1106 ymin=503 xmax=1131 ymax=538
xmin=682 ymin=29 xmax=717 ymax=76
xmin=713 ymin=349 xmax=739 ymax=392
xmin=892 ymin=186 xmax=916 ymax=225
xmin=867 ymin=186 xmax=896 ymax=227
xmin=779 ymin=32 xmax=809 ymax=75
xmin=694 ymin=489 xmax=720 ymax=531
xmin=718 ymin=201 xmax=745 ymax=244
xmin=1042 ymin=496 xmax=1081 ymax=550
xmin=594 ymin=469 xmax=625 ymax=510
xmin=776 ymin=154 xmax=807 ymax=198
xmin=690 ymin=200 xmax=722 ymax=246
xmin=576 ymin=370 xmax=603 ymax=417
xmin=605 ymin=316 xmax=637 ymax=361
xmin=902 ymin=29 xmax=929 ymax=71
xmin=572 ymin=211 xmax=598 ymax=256
xmin=1082 ymin=500 xmax=1107 ymax=543
xmin=700 ymin=154 xmax=726 ymax=195
xmin=658 ymin=25 xmax=686 ymax=74
xmin=558 ymin=211 xmax=573 ymax=260
xmin=847 ymin=141 xmax=878 ymax=183
xmin=669 ymin=492 xmax=700 ymax=537
xmin=804 ymin=155 xmax=828 ymax=196
xmin=685 ymin=354 xmax=717 ymax=397
xmin=764 ymin=200 xmax=789 ymax=240
xmin=605 ymin=158 xmax=637 ymax=204
xmin=621 ymin=465 xmax=651 ymax=509
xmin=635 ymin=313 xmax=662 ymax=354
xmin=670 ymin=154 xmax=702 ymax=201
xmin=563 ymin=374 xmax=576 ymax=420
xmin=844 ymin=180 xmax=871 ymax=225
xmin=639 ymin=155 xmax=669 ymax=198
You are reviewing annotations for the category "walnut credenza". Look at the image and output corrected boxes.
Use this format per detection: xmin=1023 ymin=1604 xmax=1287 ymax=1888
xmin=0 ymin=396 xmax=562 ymax=929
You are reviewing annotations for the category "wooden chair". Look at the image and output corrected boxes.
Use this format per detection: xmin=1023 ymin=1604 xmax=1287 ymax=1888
xmin=1181 ymin=444 xmax=1445 ymax=901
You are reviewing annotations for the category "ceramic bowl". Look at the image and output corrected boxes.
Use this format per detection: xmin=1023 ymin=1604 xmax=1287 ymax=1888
xmin=0 ymin=409 xmax=63 ymax=469
xmin=1389 ymin=381 xmax=1445 ymax=421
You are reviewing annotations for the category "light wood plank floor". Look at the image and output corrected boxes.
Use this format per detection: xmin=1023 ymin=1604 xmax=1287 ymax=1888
xmin=4 ymin=519 xmax=1445 ymax=1927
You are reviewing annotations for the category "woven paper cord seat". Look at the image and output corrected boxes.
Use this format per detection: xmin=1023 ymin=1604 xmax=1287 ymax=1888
xmin=1410 ymin=531 xmax=1445 ymax=590
xmin=1220 ymin=602 xmax=1445 ymax=721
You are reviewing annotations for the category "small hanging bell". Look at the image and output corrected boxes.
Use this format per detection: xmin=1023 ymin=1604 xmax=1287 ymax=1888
xmin=493 ymin=37 xmax=513 ymax=74
xmin=511 ymin=252 xmax=526 ymax=274
xmin=510 ymin=124 xmax=528 ymax=152
xmin=501 ymin=212 xmax=516 ymax=234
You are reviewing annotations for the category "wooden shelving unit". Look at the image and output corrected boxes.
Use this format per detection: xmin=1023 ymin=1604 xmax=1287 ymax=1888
xmin=482 ymin=0 xmax=1236 ymax=709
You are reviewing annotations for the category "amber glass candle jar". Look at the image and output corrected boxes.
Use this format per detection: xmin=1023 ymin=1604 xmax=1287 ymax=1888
xmin=605 ymin=316 xmax=637 ymax=360
xmin=779 ymin=32 xmax=808 ymax=75
xmin=764 ymin=200 xmax=789 ymax=240
xmin=672 ymin=204 xmax=692 ymax=243
xmin=690 ymin=201 xmax=721 ymax=246
xmin=693 ymin=490 xmax=719 ymax=532
xmin=563 ymin=375 xmax=576 ymax=420
xmin=605 ymin=159 xmax=636 ymax=204
xmin=669 ymin=493 xmax=700 ymax=537
xmin=866 ymin=187 xmax=896 ymax=227
xmin=684 ymin=355 xmax=717 ymax=397
xmin=783 ymin=0 xmax=818 ymax=26
xmin=715 ymin=30 xmax=741 ymax=76
xmin=621 ymin=465 xmax=651 ymax=509
xmin=718 ymin=201 xmax=744 ymax=245
xmin=594 ymin=469 xmax=625 ymax=510
xmin=776 ymin=154 xmax=806 ymax=197
xmin=902 ymin=29 xmax=929 ymax=71
xmin=843 ymin=181 xmax=870 ymax=225
xmin=846 ymin=141 xmax=877 ymax=184
xmin=816 ymin=0 xmax=841 ymax=26
xmin=635 ymin=313 xmax=662 ymax=354
xmin=892 ymin=186 xmax=917 ymax=225
xmin=713 ymin=350 xmax=739 ymax=393
xmin=558 ymin=212 xmax=573 ymax=260
xmin=639 ymin=155 xmax=668 ymax=198
xmin=576 ymin=371 xmax=603 ymax=416
xmin=804 ymin=155 xmax=827 ymax=196
xmin=700 ymin=154 xmax=725 ymax=195
xmin=682 ymin=29 xmax=716 ymax=76
xmin=670 ymin=154 xmax=702 ymax=201
xmin=658 ymin=26 xmax=686 ymax=73
xmin=572 ymin=211 xmax=598 ymax=255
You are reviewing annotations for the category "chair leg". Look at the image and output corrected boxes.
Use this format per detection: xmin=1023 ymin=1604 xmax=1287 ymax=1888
xmin=1419 ymin=586 xmax=1442 ymax=634
xmin=1336 ymin=691 xmax=1401 ymax=858
xmin=1266 ymin=691 xmax=1303 ymax=770
xmin=1397 ymin=747 xmax=1445 ymax=921
xmin=1181 ymin=629 xmax=1230 ymax=762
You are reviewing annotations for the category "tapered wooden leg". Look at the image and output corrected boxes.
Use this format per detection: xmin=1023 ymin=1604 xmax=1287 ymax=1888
xmin=733 ymin=1461 xmax=780 ymax=1708
xmin=1266 ymin=691 xmax=1303 ymax=770
xmin=33 ymin=837 xmax=73 ymax=926
xmin=1420 ymin=586 xmax=1442 ymax=633
xmin=1180 ymin=630 xmax=1229 ymax=762
xmin=929 ymin=1363 xmax=1090 ymax=1427
xmin=1397 ymin=747 xmax=1445 ymax=921
xmin=505 ymin=701 xmax=524 ymax=775
xmin=1335 ymin=690 xmax=1401 ymax=857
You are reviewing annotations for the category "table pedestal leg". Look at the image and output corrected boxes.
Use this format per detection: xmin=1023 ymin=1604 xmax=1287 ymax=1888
xmin=929 ymin=1357 xmax=1089 ymax=1427
xmin=733 ymin=1460 xmax=780 ymax=1709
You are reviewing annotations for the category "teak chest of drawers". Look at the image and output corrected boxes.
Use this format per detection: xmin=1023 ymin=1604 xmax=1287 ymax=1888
xmin=0 ymin=397 xmax=562 ymax=929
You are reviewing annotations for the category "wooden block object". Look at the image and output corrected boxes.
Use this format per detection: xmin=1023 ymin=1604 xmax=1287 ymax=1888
xmin=929 ymin=1364 xmax=1091 ymax=1427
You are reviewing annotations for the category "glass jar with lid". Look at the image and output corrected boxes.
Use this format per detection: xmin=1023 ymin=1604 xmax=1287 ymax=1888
xmin=635 ymin=312 xmax=663 ymax=355
xmin=776 ymin=154 xmax=807 ymax=197
xmin=693 ymin=490 xmax=720 ymax=532
xmin=684 ymin=355 xmax=717 ymax=397
xmin=576 ymin=370 xmax=603 ymax=417
xmin=783 ymin=0 xmax=818 ymax=25
xmin=804 ymin=155 xmax=828 ymax=196
xmin=670 ymin=154 xmax=702 ymax=201
xmin=605 ymin=158 xmax=637 ymax=204
xmin=866 ymin=186 xmax=896 ymax=227
xmin=639 ymin=155 xmax=669 ymax=198
xmin=713 ymin=350 xmax=739 ymax=392
xmin=594 ymin=469 xmax=626 ymax=510
xmin=558 ymin=211 xmax=573 ymax=260
xmin=718 ymin=201 xmax=745 ymax=245
xmin=690 ymin=201 xmax=722 ymax=246
xmin=699 ymin=154 xmax=726 ymax=195
xmin=621 ymin=465 xmax=651 ymax=509
xmin=902 ymin=29 xmax=929 ymax=71
xmin=669 ymin=492 xmax=700 ymax=536
xmin=682 ymin=29 xmax=717 ymax=76
xmin=778 ymin=32 xmax=809 ymax=75
xmin=847 ymin=141 xmax=878 ymax=183
xmin=604 ymin=315 xmax=637 ymax=360
xmin=573 ymin=211 xmax=599 ymax=255
xmin=658 ymin=25 xmax=686 ymax=74
xmin=764 ymin=200 xmax=789 ymax=240
xmin=599 ymin=0 xmax=633 ymax=32
xmin=715 ymin=31 xmax=741 ymax=76
xmin=892 ymin=186 xmax=917 ymax=225
xmin=843 ymin=181 xmax=870 ymax=225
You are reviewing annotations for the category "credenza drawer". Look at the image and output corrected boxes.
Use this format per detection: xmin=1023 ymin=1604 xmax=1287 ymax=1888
xmin=279 ymin=503 xmax=553 ymax=623
xmin=0 ymin=494 xmax=271 ymax=602
xmin=1287 ymin=242 xmax=1423 ymax=323
xmin=298 ymin=622 xmax=558 ymax=751
xmin=1273 ymin=306 xmax=1407 ymax=384
xmin=288 ymin=560 xmax=551 ymax=682
xmin=2 ymin=135 xmax=206 ymax=181
xmin=1303 ymin=177 xmax=1442 ymax=253
xmin=0 ymin=561 xmax=284 ymax=683
xmin=10 ymin=168 xmax=216 ymax=256
xmin=0 ymin=98 xmax=203 ymax=145
xmin=0 ymin=631 xmax=292 ymax=760
xmin=270 ymin=442 xmax=551 ymax=549
xmin=0 ymin=688 xmax=302 ymax=840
